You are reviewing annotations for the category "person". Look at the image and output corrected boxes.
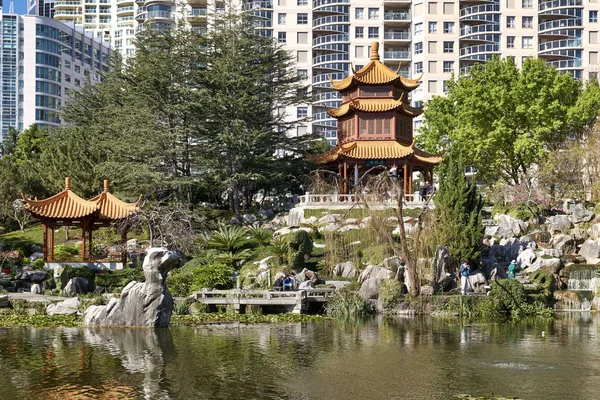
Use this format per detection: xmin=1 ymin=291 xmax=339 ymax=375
xmin=459 ymin=260 xmax=471 ymax=295
xmin=418 ymin=182 xmax=426 ymax=202
xmin=273 ymin=276 xmax=284 ymax=291
xmin=425 ymin=181 xmax=435 ymax=196
xmin=507 ymin=259 xmax=517 ymax=278
xmin=283 ymin=275 xmax=293 ymax=291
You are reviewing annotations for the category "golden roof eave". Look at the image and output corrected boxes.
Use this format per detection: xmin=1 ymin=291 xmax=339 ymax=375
xmin=310 ymin=141 xmax=442 ymax=165
xmin=327 ymin=96 xmax=422 ymax=118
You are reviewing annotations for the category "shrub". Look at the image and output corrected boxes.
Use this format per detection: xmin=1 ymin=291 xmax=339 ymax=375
xmin=490 ymin=279 xmax=527 ymax=315
xmin=71 ymin=266 xmax=96 ymax=281
xmin=33 ymin=259 xmax=45 ymax=270
xmin=206 ymin=225 xmax=248 ymax=252
xmin=378 ymin=280 xmax=404 ymax=310
xmin=269 ymin=236 xmax=289 ymax=264
xmin=247 ymin=225 xmax=273 ymax=246
xmin=507 ymin=202 xmax=539 ymax=221
xmin=287 ymin=230 xmax=313 ymax=271
xmin=95 ymin=268 xmax=144 ymax=289
xmin=166 ymin=269 xmax=195 ymax=297
xmin=54 ymin=244 xmax=80 ymax=260
xmin=190 ymin=263 xmax=234 ymax=291
xmin=325 ymin=285 xmax=372 ymax=320
xmin=173 ymin=298 xmax=195 ymax=315
xmin=528 ymin=270 xmax=554 ymax=305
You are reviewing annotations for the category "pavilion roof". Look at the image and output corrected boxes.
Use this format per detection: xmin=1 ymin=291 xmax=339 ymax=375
xmin=308 ymin=140 xmax=443 ymax=166
xmin=327 ymin=96 xmax=422 ymax=118
xmin=329 ymin=42 xmax=423 ymax=91
xmin=23 ymin=178 xmax=99 ymax=219
xmin=88 ymin=181 xmax=141 ymax=220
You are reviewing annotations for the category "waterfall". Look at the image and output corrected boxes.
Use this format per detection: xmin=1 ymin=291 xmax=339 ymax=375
xmin=567 ymin=269 xmax=596 ymax=291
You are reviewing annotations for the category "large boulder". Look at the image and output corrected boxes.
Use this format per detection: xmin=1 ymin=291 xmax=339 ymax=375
xmin=318 ymin=214 xmax=337 ymax=224
xmin=333 ymin=261 xmax=357 ymax=279
xmin=47 ymin=297 xmax=80 ymax=316
xmin=287 ymin=208 xmax=305 ymax=228
xmin=358 ymin=265 xmax=395 ymax=283
xmin=318 ymin=223 xmax=340 ymax=233
xmin=578 ymin=239 xmax=600 ymax=264
xmin=468 ymin=272 xmax=487 ymax=294
xmin=570 ymin=204 xmax=594 ymax=224
xmin=526 ymin=257 xmax=562 ymax=274
xmin=338 ymin=224 xmax=360 ymax=233
xmin=16 ymin=270 xmax=48 ymax=283
xmin=496 ymin=215 xmax=527 ymax=238
xmin=569 ymin=228 xmax=588 ymax=242
xmin=64 ymin=277 xmax=95 ymax=297
xmin=242 ymin=214 xmax=257 ymax=224
xmin=433 ymin=246 xmax=453 ymax=290
xmin=552 ymin=234 xmax=576 ymax=255
xmin=29 ymin=252 xmax=45 ymax=261
xmin=548 ymin=215 xmax=573 ymax=234
xmin=298 ymin=280 xmax=314 ymax=290
xmin=30 ymin=283 xmax=43 ymax=295
xmin=517 ymin=248 xmax=537 ymax=269
xmin=358 ymin=278 xmax=383 ymax=300
xmin=383 ymin=256 xmax=403 ymax=275
xmin=53 ymin=265 xmax=72 ymax=290
xmin=528 ymin=230 xmax=551 ymax=244
xmin=588 ymin=223 xmax=600 ymax=240
xmin=0 ymin=295 xmax=8 ymax=307
xmin=82 ymin=247 xmax=179 ymax=327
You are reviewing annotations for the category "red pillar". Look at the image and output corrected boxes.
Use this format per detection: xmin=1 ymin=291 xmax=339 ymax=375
xmin=343 ymin=160 xmax=348 ymax=195
xmin=49 ymin=226 xmax=54 ymax=262
xmin=403 ymin=164 xmax=408 ymax=198
xmin=43 ymin=224 xmax=48 ymax=262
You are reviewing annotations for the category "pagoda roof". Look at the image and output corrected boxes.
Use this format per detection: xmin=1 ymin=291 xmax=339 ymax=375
xmin=88 ymin=180 xmax=141 ymax=220
xmin=308 ymin=140 xmax=443 ymax=166
xmin=329 ymin=42 xmax=423 ymax=91
xmin=23 ymin=178 xmax=98 ymax=219
xmin=23 ymin=178 xmax=140 ymax=221
xmin=327 ymin=96 xmax=422 ymax=118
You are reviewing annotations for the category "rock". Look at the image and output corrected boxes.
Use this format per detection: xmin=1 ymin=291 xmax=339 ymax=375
xmin=30 ymin=244 xmax=43 ymax=254
xmin=318 ymin=214 xmax=337 ymax=224
xmin=496 ymin=215 xmax=527 ymax=238
xmin=539 ymin=258 xmax=563 ymax=274
xmin=490 ymin=265 xmax=507 ymax=280
xmin=570 ymin=204 xmax=594 ymax=223
xmin=338 ymin=224 xmax=360 ymax=233
xmin=64 ymin=277 xmax=95 ymax=297
xmin=334 ymin=261 xmax=357 ymax=279
xmin=0 ymin=273 xmax=11 ymax=288
xmin=552 ymin=234 xmax=576 ymax=255
xmin=126 ymin=239 xmax=139 ymax=251
xmin=313 ymin=243 xmax=326 ymax=248
xmin=82 ymin=247 xmax=179 ymax=327
xmin=517 ymin=248 xmax=537 ymax=269
xmin=47 ymin=297 xmax=80 ymax=316
xmin=499 ymin=238 xmax=522 ymax=262
xmin=29 ymin=252 xmax=45 ymax=261
xmin=578 ymin=239 xmax=600 ymax=264
xmin=548 ymin=215 xmax=573 ymax=234
xmin=30 ymin=283 xmax=43 ymax=294
xmin=16 ymin=270 xmax=48 ymax=283
xmin=253 ymin=256 xmax=273 ymax=271
xmin=358 ymin=265 xmax=395 ymax=283
xmin=274 ymin=227 xmax=292 ymax=237
xmin=529 ymin=230 xmax=551 ymax=244
xmin=0 ymin=295 xmax=8 ymax=307
xmin=242 ymin=214 xmax=257 ymax=224
xmin=292 ymin=269 xmax=308 ymax=289
xmin=349 ymin=241 xmax=361 ymax=246
xmin=229 ymin=218 xmax=239 ymax=225
xmin=383 ymin=256 xmax=403 ymax=274
xmin=569 ymin=228 xmax=588 ymax=242
xmin=588 ymin=223 xmax=600 ymax=239
xmin=387 ymin=216 xmax=399 ymax=222
xmin=305 ymin=216 xmax=318 ymax=224
xmin=359 ymin=278 xmax=383 ymax=300
xmin=540 ymin=248 xmax=561 ymax=258
xmin=53 ymin=265 xmax=72 ymax=290
xmin=325 ymin=281 xmax=351 ymax=290
xmin=318 ymin=223 xmax=340 ymax=233
xmin=420 ymin=285 xmax=434 ymax=296
xmin=485 ymin=225 xmax=499 ymax=237
xmin=343 ymin=218 xmax=359 ymax=225
xmin=271 ymin=215 xmax=286 ymax=228
xmin=468 ymin=272 xmax=487 ymax=293
xmin=42 ymin=279 xmax=56 ymax=291
xmin=258 ymin=209 xmax=274 ymax=219
xmin=298 ymin=280 xmax=314 ymax=290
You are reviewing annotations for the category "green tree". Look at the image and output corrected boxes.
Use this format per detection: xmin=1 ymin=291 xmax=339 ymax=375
xmin=419 ymin=57 xmax=600 ymax=186
xmin=433 ymin=152 xmax=484 ymax=270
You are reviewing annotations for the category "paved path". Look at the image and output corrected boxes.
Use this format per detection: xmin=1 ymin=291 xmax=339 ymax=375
xmin=5 ymin=293 xmax=68 ymax=303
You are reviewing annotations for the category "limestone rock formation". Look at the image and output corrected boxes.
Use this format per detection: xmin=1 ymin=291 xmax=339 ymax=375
xmin=47 ymin=297 xmax=80 ymax=316
xmin=570 ymin=204 xmax=594 ymax=224
xmin=548 ymin=215 xmax=573 ymax=234
xmin=64 ymin=277 xmax=95 ymax=296
xmin=82 ymin=247 xmax=179 ymax=327
xmin=334 ymin=261 xmax=357 ymax=278
xmin=359 ymin=278 xmax=383 ymax=300
xmin=579 ymin=239 xmax=600 ymax=264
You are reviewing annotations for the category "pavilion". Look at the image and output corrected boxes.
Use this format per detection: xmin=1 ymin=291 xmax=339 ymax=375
xmin=309 ymin=41 xmax=442 ymax=199
xmin=22 ymin=178 xmax=140 ymax=265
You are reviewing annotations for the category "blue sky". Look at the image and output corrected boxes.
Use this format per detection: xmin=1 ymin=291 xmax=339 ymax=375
xmin=3 ymin=0 xmax=27 ymax=14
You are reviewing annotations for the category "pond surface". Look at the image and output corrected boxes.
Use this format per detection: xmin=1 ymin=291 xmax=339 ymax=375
xmin=1 ymin=313 xmax=600 ymax=399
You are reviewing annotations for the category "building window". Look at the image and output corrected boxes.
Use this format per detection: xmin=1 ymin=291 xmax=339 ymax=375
xmin=297 ymin=13 xmax=308 ymax=24
xmin=297 ymin=51 xmax=307 ymax=63
xmin=278 ymin=32 xmax=286 ymax=42
xmin=355 ymin=27 xmax=364 ymax=38
xmin=368 ymin=27 xmax=379 ymax=38
xmin=297 ymin=32 xmax=308 ymax=44
xmin=368 ymin=8 xmax=379 ymax=19
xmin=443 ymin=22 xmax=454 ymax=34
xmin=355 ymin=8 xmax=364 ymax=19
xmin=297 ymin=69 xmax=308 ymax=79
xmin=414 ymin=23 xmax=423 ymax=36
xmin=278 ymin=13 xmax=286 ymax=24
xmin=415 ymin=42 xmax=423 ymax=54
xmin=443 ymin=80 xmax=449 ymax=92
xmin=522 ymin=36 xmax=533 ymax=49
xmin=591 ymin=11 xmax=599 ymax=23
xmin=297 ymin=107 xmax=308 ymax=118
xmin=415 ymin=61 xmax=423 ymax=74
xmin=522 ymin=16 xmax=533 ymax=28
xmin=428 ymin=22 xmax=437 ymax=33
xmin=297 ymin=0 xmax=307 ymax=5
xmin=443 ymin=41 xmax=454 ymax=53
xmin=428 ymin=80 xmax=437 ymax=92
xmin=507 ymin=16 xmax=515 ymax=28
xmin=522 ymin=0 xmax=532 ymax=8
xmin=507 ymin=36 xmax=515 ymax=48
xmin=443 ymin=61 xmax=454 ymax=73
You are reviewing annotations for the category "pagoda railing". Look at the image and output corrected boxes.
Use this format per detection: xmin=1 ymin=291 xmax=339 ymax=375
xmin=296 ymin=192 xmax=434 ymax=209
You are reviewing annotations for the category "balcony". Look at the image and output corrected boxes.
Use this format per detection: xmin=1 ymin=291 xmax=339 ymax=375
xmin=312 ymin=34 xmax=349 ymax=47
xmin=538 ymin=18 xmax=582 ymax=33
xmin=242 ymin=1 xmax=273 ymax=10
xmin=312 ymin=0 xmax=349 ymax=8
xmin=147 ymin=10 xmax=173 ymax=19
xmin=54 ymin=10 xmax=82 ymax=16
xmin=383 ymin=12 xmax=411 ymax=21
xmin=383 ymin=31 xmax=410 ymax=40
xmin=188 ymin=8 xmax=208 ymax=17
xmin=459 ymin=43 xmax=500 ymax=57
xmin=546 ymin=59 xmax=582 ymax=69
xmin=539 ymin=0 xmax=582 ymax=11
xmin=116 ymin=6 xmax=134 ymax=13
xmin=313 ymin=15 xmax=349 ymax=27
xmin=538 ymin=38 xmax=581 ymax=52
xmin=460 ymin=4 xmax=500 ymax=17
xmin=384 ymin=50 xmax=411 ymax=60
xmin=313 ymin=53 xmax=349 ymax=65
xmin=54 ymin=0 xmax=82 ymax=7
xmin=460 ymin=23 xmax=499 ymax=38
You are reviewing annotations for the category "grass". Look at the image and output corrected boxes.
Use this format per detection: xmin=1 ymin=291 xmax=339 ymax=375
xmin=0 ymin=313 xmax=81 ymax=328
xmin=172 ymin=313 xmax=329 ymax=324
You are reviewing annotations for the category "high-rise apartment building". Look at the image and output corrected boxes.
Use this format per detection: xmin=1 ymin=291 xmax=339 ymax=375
xmin=46 ymin=0 xmax=600 ymax=144
xmin=0 ymin=10 xmax=111 ymax=141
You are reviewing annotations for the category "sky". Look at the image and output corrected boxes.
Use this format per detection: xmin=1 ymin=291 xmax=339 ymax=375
xmin=3 ymin=0 xmax=28 ymax=14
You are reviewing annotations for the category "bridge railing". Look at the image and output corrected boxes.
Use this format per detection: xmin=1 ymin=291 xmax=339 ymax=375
xmin=192 ymin=288 xmax=336 ymax=300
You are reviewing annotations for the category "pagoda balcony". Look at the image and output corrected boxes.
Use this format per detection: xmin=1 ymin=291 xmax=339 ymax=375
xmin=295 ymin=192 xmax=434 ymax=210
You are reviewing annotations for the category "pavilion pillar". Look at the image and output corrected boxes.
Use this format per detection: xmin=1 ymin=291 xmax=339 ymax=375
xmin=88 ymin=227 xmax=93 ymax=262
xmin=354 ymin=163 xmax=359 ymax=189
xmin=43 ymin=224 xmax=48 ymax=263
xmin=81 ymin=219 xmax=87 ymax=262
xmin=343 ymin=160 xmax=348 ymax=195
xmin=403 ymin=163 xmax=408 ymax=198
xmin=121 ymin=230 xmax=128 ymax=265
xmin=49 ymin=226 xmax=54 ymax=262
xmin=408 ymin=163 xmax=413 ymax=199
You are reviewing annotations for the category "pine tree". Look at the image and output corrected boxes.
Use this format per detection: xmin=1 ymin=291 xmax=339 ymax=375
xmin=433 ymin=152 xmax=484 ymax=270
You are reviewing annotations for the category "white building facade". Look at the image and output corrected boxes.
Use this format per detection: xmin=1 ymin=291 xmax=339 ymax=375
xmin=0 ymin=11 xmax=110 ymax=140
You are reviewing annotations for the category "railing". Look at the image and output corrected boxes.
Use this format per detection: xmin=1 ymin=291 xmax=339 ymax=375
xmin=384 ymin=51 xmax=411 ymax=59
xmin=313 ymin=0 xmax=349 ymax=8
xmin=313 ymin=15 xmax=349 ymax=27
xmin=189 ymin=8 xmax=208 ymax=16
xmin=539 ymin=0 xmax=582 ymax=11
xmin=242 ymin=1 xmax=273 ymax=10
xmin=313 ymin=72 xmax=345 ymax=84
xmin=538 ymin=38 xmax=581 ymax=52
xmin=313 ymin=33 xmax=349 ymax=46
xmin=460 ymin=3 xmax=499 ymax=17
xmin=117 ymin=6 xmax=134 ymax=12
xmin=147 ymin=10 xmax=172 ymax=18
xmin=538 ymin=18 xmax=581 ymax=31
xmin=296 ymin=192 xmax=434 ymax=207
xmin=384 ymin=12 xmax=411 ymax=20
xmin=55 ymin=10 xmax=82 ymax=15
xmin=546 ymin=58 xmax=582 ymax=68
xmin=313 ymin=111 xmax=336 ymax=121
xmin=194 ymin=289 xmax=336 ymax=300
xmin=460 ymin=43 xmax=500 ymax=56
xmin=313 ymin=53 xmax=349 ymax=64
xmin=384 ymin=31 xmax=410 ymax=40
xmin=460 ymin=23 xmax=499 ymax=36
xmin=54 ymin=0 xmax=82 ymax=5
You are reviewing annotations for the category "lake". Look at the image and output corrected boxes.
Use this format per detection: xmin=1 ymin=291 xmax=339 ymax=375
xmin=1 ymin=313 xmax=599 ymax=399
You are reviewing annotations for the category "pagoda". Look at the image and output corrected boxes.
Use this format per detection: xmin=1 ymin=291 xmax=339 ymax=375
xmin=310 ymin=42 xmax=442 ymax=198
xmin=22 ymin=178 xmax=140 ymax=264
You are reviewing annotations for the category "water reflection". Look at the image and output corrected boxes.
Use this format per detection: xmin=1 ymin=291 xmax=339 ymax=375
xmin=0 ymin=313 xmax=598 ymax=399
